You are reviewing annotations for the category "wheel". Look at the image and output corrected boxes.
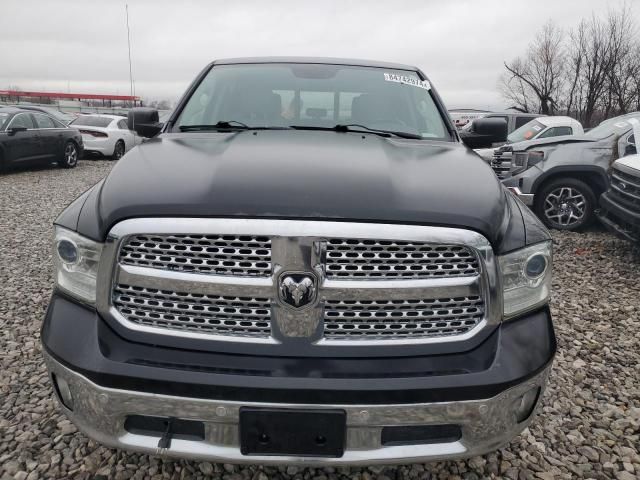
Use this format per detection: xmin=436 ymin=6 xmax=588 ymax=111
xmin=112 ymin=140 xmax=125 ymax=160
xmin=535 ymin=178 xmax=596 ymax=230
xmin=60 ymin=141 xmax=78 ymax=169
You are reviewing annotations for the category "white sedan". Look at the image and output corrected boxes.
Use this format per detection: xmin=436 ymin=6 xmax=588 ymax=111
xmin=70 ymin=114 xmax=141 ymax=160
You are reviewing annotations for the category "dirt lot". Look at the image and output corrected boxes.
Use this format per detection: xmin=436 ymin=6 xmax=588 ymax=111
xmin=0 ymin=160 xmax=639 ymax=480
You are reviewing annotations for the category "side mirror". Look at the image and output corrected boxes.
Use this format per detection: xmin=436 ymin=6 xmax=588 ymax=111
xmin=459 ymin=118 xmax=508 ymax=149
xmin=624 ymin=143 xmax=636 ymax=157
xmin=7 ymin=126 xmax=27 ymax=136
xmin=127 ymin=108 xmax=162 ymax=138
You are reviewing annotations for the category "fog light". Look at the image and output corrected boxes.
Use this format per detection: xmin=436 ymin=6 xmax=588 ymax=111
xmin=512 ymin=387 xmax=540 ymax=423
xmin=52 ymin=374 xmax=74 ymax=411
xmin=57 ymin=239 xmax=78 ymax=264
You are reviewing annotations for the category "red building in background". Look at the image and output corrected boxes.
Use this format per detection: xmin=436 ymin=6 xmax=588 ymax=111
xmin=0 ymin=90 xmax=141 ymax=107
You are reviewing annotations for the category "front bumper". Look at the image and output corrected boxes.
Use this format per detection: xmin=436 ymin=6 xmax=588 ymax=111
xmin=44 ymin=349 xmax=550 ymax=465
xmin=41 ymin=294 xmax=555 ymax=464
xmin=597 ymin=192 xmax=640 ymax=242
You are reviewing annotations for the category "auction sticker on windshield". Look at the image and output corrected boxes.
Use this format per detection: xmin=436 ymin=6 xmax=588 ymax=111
xmin=384 ymin=73 xmax=431 ymax=90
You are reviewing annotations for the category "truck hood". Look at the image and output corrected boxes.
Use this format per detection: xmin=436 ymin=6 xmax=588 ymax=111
xmin=91 ymin=130 xmax=507 ymax=244
xmin=614 ymin=154 xmax=640 ymax=173
xmin=509 ymin=134 xmax=596 ymax=152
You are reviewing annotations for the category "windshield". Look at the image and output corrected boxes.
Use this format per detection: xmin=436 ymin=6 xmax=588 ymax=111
xmin=175 ymin=64 xmax=450 ymax=140
xmin=507 ymin=119 xmax=546 ymax=143
xmin=584 ymin=116 xmax=640 ymax=140
xmin=70 ymin=116 xmax=113 ymax=128
xmin=51 ymin=111 xmax=76 ymax=123
xmin=23 ymin=107 xmax=74 ymax=124
xmin=0 ymin=113 xmax=10 ymax=130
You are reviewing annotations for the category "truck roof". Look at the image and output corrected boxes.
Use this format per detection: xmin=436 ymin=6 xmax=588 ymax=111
xmin=212 ymin=56 xmax=418 ymax=71
xmin=537 ymin=116 xmax=582 ymax=127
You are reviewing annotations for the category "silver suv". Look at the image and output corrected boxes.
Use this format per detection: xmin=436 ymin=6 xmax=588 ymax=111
xmin=492 ymin=112 xmax=639 ymax=231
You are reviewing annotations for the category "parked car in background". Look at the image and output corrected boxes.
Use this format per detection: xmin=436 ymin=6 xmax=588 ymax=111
xmin=491 ymin=112 xmax=640 ymax=231
xmin=597 ymin=119 xmax=640 ymax=242
xmin=70 ymin=114 xmax=140 ymax=160
xmin=476 ymin=116 xmax=584 ymax=161
xmin=460 ymin=111 xmax=541 ymax=148
xmin=448 ymin=108 xmax=492 ymax=129
xmin=8 ymin=104 xmax=77 ymax=125
xmin=0 ymin=107 xmax=83 ymax=169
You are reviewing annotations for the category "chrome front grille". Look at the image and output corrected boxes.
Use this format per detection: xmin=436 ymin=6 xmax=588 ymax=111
xmin=102 ymin=219 xmax=498 ymax=347
xmin=113 ymin=284 xmax=272 ymax=337
xmin=491 ymin=151 xmax=512 ymax=179
xmin=119 ymin=234 xmax=272 ymax=277
xmin=611 ymin=168 xmax=640 ymax=212
xmin=324 ymin=297 xmax=484 ymax=339
xmin=325 ymin=239 xmax=480 ymax=279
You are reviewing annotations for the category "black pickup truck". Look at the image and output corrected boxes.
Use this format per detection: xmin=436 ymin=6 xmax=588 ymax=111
xmin=42 ymin=58 xmax=555 ymax=465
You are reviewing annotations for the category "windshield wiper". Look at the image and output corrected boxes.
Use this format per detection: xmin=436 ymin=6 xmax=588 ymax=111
xmin=179 ymin=121 xmax=291 ymax=132
xmin=289 ymin=124 xmax=423 ymax=140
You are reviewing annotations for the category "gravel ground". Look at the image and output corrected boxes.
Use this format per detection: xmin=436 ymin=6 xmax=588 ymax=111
xmin=1 ymin=160 xmax=639 ymax=480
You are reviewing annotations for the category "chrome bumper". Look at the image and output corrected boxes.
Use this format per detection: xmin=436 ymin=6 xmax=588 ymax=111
xmin=507 ymin=187 xmax=535 ymax=206
xmin=44 ymin=350 xmax=550 ymax=465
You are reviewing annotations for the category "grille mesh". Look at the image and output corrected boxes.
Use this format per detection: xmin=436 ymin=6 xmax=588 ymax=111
xmin=113 ymin=284 xmax=272 ymax=337
xmin=119 ymin=235 xmax=272 ymax=277
xmin=325 ymin=239 xmax=479 ymax=279
xmin=611 ymin=168 xmax=640 ymax=212
xmin=324 ymin=297 xmax=484 ymax=339
xmin=491 ymin=151 xmax=512 ymax=179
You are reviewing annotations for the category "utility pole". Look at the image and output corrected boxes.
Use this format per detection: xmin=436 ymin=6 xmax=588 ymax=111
xmin=126 ymin=4 xmax=134 ymax=108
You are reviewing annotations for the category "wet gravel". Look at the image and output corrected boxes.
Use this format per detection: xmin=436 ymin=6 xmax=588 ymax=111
xmin=1 ymin=160 xmax=639 ymax=480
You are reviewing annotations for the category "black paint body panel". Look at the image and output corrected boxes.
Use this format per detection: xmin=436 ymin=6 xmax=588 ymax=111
xmin=41 ymin=294 xmax=555 ymax=405
xmin=71 ymin=130 xmax=511 ymax=247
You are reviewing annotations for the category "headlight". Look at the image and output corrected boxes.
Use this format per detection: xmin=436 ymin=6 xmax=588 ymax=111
xmin=511 ymin=150 xmax=544 ymax=175
xmin=510 ymin=152 xmax=529 ymax=174
xmin=526 ymin=150 xmax=545 ymax=166
xmin=499 ymin=241 xmax=552 ymax=318
xmin=54 ymin=226 xmax=103 ymax=304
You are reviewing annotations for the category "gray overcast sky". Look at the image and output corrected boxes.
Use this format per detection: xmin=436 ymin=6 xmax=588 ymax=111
xmin=0 ymin=0 xmax=626 ymax=109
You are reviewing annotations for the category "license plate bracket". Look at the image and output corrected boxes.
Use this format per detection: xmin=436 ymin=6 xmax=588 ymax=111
xmin=239 ymin=408 xmax=346 ymax=457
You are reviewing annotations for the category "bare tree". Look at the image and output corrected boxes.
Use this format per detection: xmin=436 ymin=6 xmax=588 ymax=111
xmin=498 ymin=70 xmax=535 ymax=112
xmin=500 ymin=3 xmax=640 ymax=126
xmin=500 ymin=22 xmax=565 ymax=114
xmin=564 ymin=21 xmax=585 ymax=118
xmin=566 ymin=16 xmax=613 ymax=125
xmin=605 ymin=5 xmax=638 ymax=114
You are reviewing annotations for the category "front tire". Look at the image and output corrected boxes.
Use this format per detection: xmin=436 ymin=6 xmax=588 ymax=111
xmin=112 ymin=140 xmax=125 ymax=160
xmin=60 ymin=141 xmax=78 ymax=169
xmin=535 ymin=178 xmax=596 ymax=230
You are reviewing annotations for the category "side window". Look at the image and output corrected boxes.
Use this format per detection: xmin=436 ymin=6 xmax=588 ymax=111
xmin=538 ymin=126 xmax=573 ymax=139
xmin=537 ymin=127 xmax=557 ymax=138
xmin=34 ymin=114 xmax=55 ymax=129
xmin=299 ymin=91 xmax=335 ymax=122
xmin=337 ymin=92 xmax=361 ymax=121
xmin=51 ymin=117 xmax=67 ymax=128
xmin=555 ymin=126 xmax=572 ymax=136
xmin=515 ymin=116 xmax=533 ymax=129
xmin=118 ymin=119 xmax=128 ymax=130
xmin=9 ymin=113 xmax=35 ymax=129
